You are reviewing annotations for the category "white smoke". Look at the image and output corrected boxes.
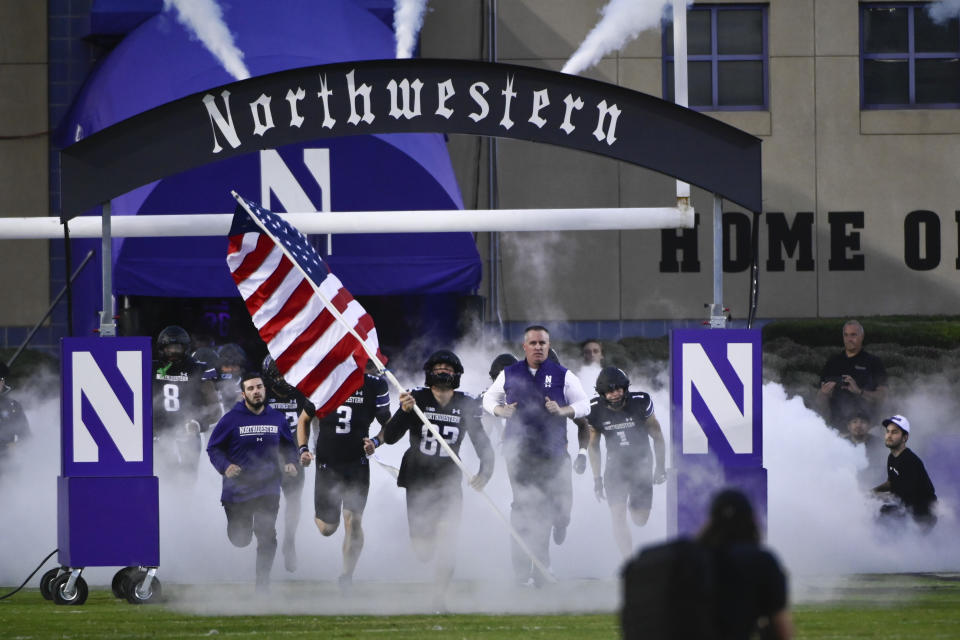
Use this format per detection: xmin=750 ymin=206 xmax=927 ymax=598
xmin=3 ymin=346 xmax=958 ymax=613
xmin=563 ymin=0 xmax=687 ymax=76
xmin=928 ymin=0 xmax=960 ymax=23
xmin=500 ymin=232 xmax=571 ymax=323
xmin=763 ymin=382 xmax=960 ymax=603
xmin=164 ymin=0 xmax=250 ymax=81
xmin=394 ymin=0 xmax=429 ymax=59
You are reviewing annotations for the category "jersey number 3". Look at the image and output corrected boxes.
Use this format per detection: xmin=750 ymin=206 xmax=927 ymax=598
xmin=335 ymin=406 xmax=352 ymax=434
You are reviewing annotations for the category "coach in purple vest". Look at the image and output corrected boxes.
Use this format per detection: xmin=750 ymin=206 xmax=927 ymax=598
xmin=483 ymin=325 xmax=590 ymax=586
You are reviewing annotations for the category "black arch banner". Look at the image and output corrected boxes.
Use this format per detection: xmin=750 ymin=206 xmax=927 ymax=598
xmin=60 ymin=58 xmax=761 ymax=220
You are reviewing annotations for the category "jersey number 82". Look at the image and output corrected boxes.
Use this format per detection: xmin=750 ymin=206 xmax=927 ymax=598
xmin=419 ymin=424 xmax=459 ymax=456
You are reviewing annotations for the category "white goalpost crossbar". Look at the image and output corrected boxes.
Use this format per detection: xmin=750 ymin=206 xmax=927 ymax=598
xmin=0 ymin=206 xmax=694 ymax=239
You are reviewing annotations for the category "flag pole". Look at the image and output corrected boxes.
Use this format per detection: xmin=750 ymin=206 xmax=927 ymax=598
xmin=378 ymin=368 xmax=556 ymax=584
xmin=231 ymin=191 xmax=556 ymax=584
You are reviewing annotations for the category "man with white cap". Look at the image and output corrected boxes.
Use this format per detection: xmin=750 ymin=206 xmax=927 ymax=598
xmin=872 ymin=414 xmax=937 ymax=528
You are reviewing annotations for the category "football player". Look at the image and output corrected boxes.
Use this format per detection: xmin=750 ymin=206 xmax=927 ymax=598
xmin=212 ymin=343 xmax=250 ymax=414
xmin=384 ymin=350 xmax=494 ymax=608
xmin=192 ymin=346 xmax=226 ymax=430
xmin=152 ymin=325 xmax=219 ymax=482
xmin=488 ymin=353 xmax=518 ymax=383
xmin=191 ymin=346 xmax=220 ymax=369
xmin=586 ymin=366 xmax=666 ymax=558
xmin=0 ymin=360 xmax=30 ymax=477
xmin=262 ymin=355 xmax=316 ymax=573
xmin=297 ymin=358 xmax=391 ymax=590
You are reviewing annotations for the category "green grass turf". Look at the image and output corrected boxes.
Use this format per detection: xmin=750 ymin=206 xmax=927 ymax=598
xmin=2 ymin=574 xmax=960 ymax=639
xmin=1 ymin=589 xmax=616 ymax=640
xmin=791 ymin=574 xmax=960 ymax=639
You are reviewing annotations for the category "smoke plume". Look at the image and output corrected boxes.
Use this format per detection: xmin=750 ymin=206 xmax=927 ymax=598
xmin=563 ymin=0 xmax=685 ymax=76
xmin=164 ymin=0 xmax=250 ymax=81
xmin=928 ymin=0 xmax=960 ymax=22
xmin=3 ymin=343 xmax=958 ymax=614
xmin=394 ymin=0 xmax=429 ymax=59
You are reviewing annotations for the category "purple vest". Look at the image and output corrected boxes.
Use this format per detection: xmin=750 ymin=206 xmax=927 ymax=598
xmin=502 ymin=359 xmax=569 ymax=458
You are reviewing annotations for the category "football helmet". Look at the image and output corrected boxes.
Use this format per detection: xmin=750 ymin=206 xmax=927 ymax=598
xmin=424 ymin=350 xmax=463 ymax=389
xmin=595 ymin=366 xmax=630 ymax=407
xmin=191 ymin=347 xmax=219 ymax=368
xmin=217 ymin=343 xmax=249 ymax=371
xmin=262 ymin=354 xmax=295 ymax=395
xmin=157 ymin=326 xmax=191 ymax=364
xmin=488 ymin=353 xmax=518 ymax=380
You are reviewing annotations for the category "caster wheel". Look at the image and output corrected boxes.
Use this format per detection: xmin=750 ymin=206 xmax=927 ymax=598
xmin=52 ymin=574 xmax=88 ymax=606
xmin=40 ymin=568 xmax=62 ymax=601
xmin=112 ymin=566 xmax=139 ymax=599
xmin=125 ymin=571 xmax=162 ymax=604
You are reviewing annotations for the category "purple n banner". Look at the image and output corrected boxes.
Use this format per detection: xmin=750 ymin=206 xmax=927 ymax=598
xmin=58 ymin=337 xmax=159 ymax=567
xmin=668 ymin=329 xmax=766 ymax=537
xmin=61 ymin=337 xmax=153 ymax=476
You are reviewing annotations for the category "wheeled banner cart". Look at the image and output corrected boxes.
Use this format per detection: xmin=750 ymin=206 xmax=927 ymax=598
xmin=43 ymin=337 xmax=161 ymax=605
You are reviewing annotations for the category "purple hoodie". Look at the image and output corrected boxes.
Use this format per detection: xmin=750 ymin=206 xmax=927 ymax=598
xmin=207 ymin=401 xmax=297 ymax=503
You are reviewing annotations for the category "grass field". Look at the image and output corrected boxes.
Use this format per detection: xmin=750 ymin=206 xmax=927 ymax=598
xmin=3 ymin=573 xmax=960 ymax=639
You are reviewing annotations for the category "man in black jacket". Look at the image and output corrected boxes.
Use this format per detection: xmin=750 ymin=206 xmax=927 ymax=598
xmin=873 ymin=414 xmax=937 ymax=529
xmin=816 ymin=319 xmax=887 ymax=429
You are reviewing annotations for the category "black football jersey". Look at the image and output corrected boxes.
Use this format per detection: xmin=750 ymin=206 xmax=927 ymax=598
xmin=314 ymin=374 xmax=390 ymax=464
xmin=152 ymin=358 xmax=217 ymax=434
xmin=265 ymin=383 xmax=316 ymax=438
xmin=587 ymin=391 xmax=655 ymax=466
xmin=384 ymin=387 xmax=494 ymax=488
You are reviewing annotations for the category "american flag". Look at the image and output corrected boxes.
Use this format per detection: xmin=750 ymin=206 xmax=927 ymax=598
xmin=226 ymin=193 xmax=384 ymax=418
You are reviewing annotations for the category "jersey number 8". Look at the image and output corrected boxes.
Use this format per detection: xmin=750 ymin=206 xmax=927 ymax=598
xmin=163 ymin=383 xmax=180 ymax=412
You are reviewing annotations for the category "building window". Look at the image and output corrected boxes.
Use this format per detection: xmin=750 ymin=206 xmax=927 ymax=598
xmin=861 ymin=3 xmax=960 ymax=108
xmin=663 ymin=4 xmax=769 ymax=111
